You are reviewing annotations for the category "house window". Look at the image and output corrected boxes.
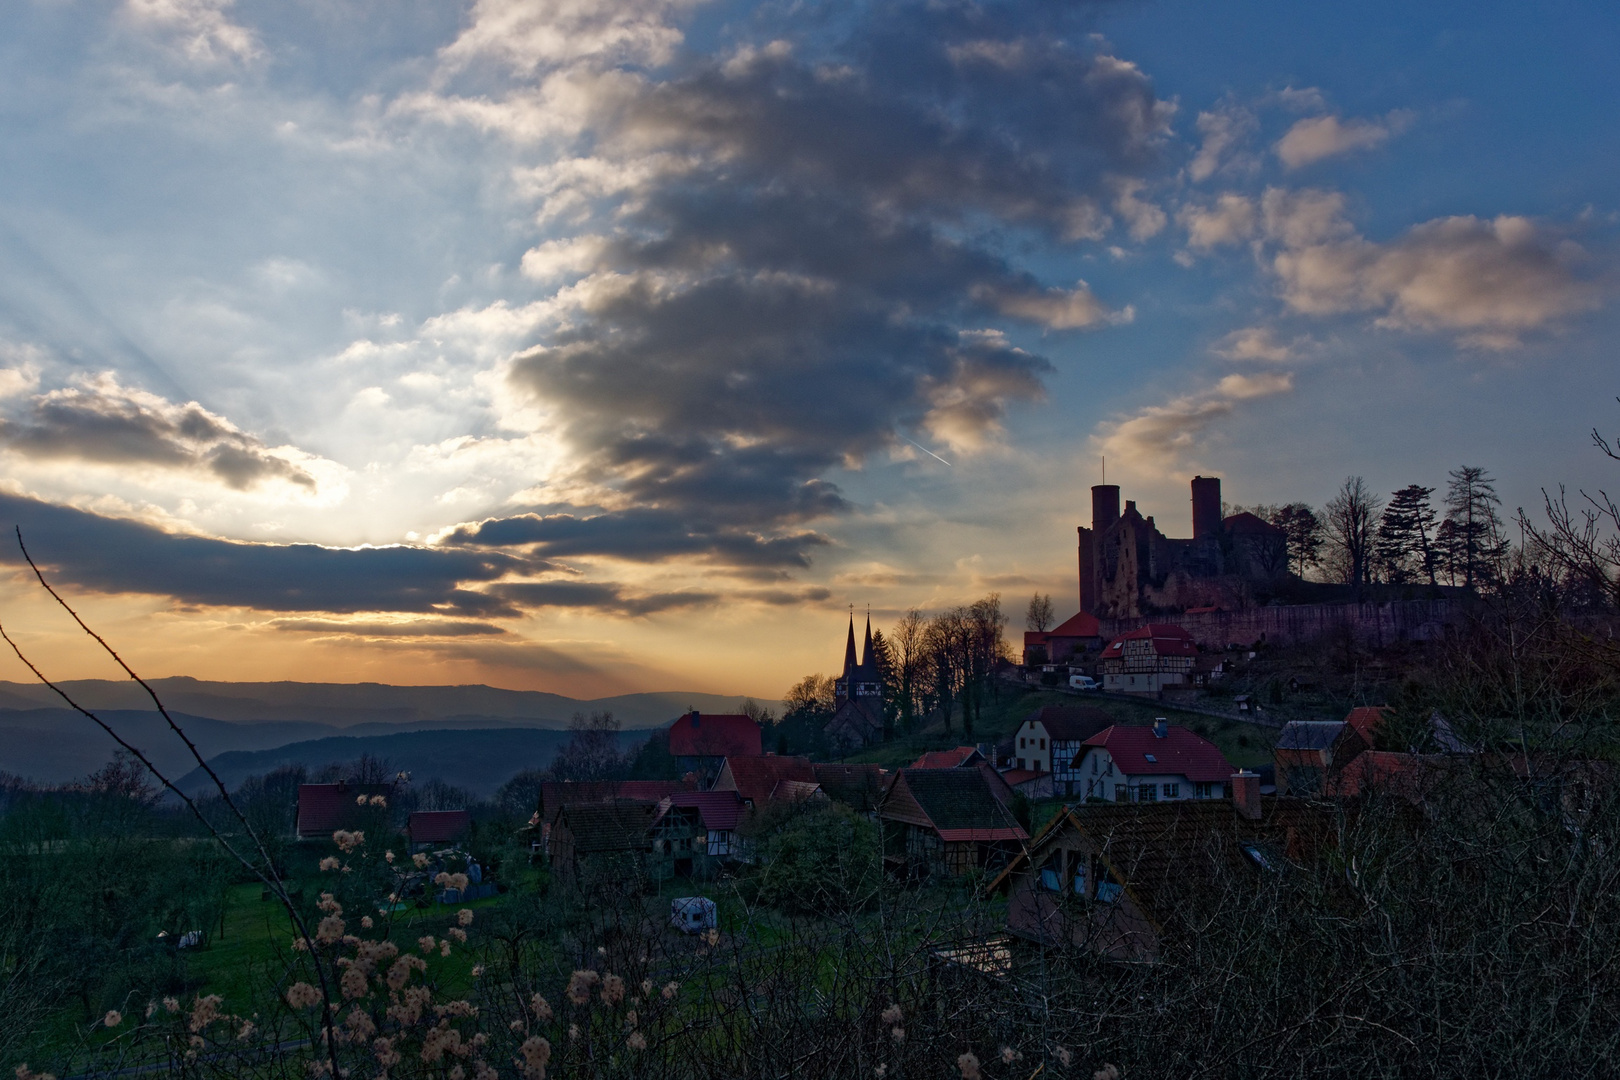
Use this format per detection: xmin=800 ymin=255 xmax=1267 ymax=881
xmin=1194 ymin=782 xmax=1213 ymax=799
xmin=1073 ymin=862 xmax=1088 ymax=896
xmin=1091 ymin=756 xmax=1098 ymax=774
xmin=1039 ymin=738 xmax=1046 ymax=750
xmin=1096 ymin=869 xmax=1123 ymax=903
xmin=1017 ymin=758 xmax=1026 ymax=771
xmin=1163 ymin=783 xmax=1180 ymax=799
xmin=1020 ymin=737 xmax=1026 ymax=748
xmin=1137 ymin=784 xmax=1157 ymax=802
xmin=1039 ymin=855 xmax=1062 ymax=892
xmin=1114 ymin=784 xmax=1128 ymax=802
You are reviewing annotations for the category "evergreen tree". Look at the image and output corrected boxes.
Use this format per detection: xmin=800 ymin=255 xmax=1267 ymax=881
xmin=1444 ymin=466 xmax=1507 ymax=589
xmin=1376 ymin=484 xmax=1438 ymax=585
xmin=1268 ymin=503 xmax=1324 ymax=578
xmin=869 ymin=627 xmax=898 ymax=740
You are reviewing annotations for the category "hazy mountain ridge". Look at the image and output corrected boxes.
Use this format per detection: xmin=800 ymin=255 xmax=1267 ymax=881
xmin=0 ymin=680 xmax=777 ymax=785
xmin=171 ymin=728 xmax=633 ymax=800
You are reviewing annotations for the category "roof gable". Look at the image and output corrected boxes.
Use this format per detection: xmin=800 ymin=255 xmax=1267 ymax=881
xmin=910 ymin=746 xmax=984 ymax=769
xmin=296 ymin=783 xmax=393 ymax=838
xmin=715 ymin=755 xmax=816 ymax=803
xmin=1046 ymin=611 xmax=1102 ymax=638
xmin=668 ymin=712 xmax=763 ymax=759
xmin=658 ymin=790 xmax=747 ymax=832
xmin=884 ymin=769 xmax=1027 ymax=841
xmin=1024 ymin=705 xmax=1115 ymax=743
xmin=1343 ymin=706 xmax=1391 ymax=744
xmin=1078 ymin=725 xmax=1233 ymax=782
xmin=556 ymin=800 xmax=657 ymax=854
xmin=1100 ymin=623 xmax=1198 ymax=659
xmin=407 ymin=810 xmax=471 ymax=845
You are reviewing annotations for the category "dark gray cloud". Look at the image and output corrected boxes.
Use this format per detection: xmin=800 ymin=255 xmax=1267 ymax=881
xmin=0 ymin=493 xmax=703 ymax=619
xmin=488 ymin=580 xmax=718 ymax=616
xmin=439 ymin=507 xmax=829 ymax=568
xmin=497 ymin=1 xmax=1167 ymax=558
xmin=0 ymin=379 xmax=317 ymax=490
xmin=268 ymin=618 xmax=508 ymax=638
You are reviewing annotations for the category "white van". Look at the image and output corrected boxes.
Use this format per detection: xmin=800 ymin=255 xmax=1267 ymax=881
xmin=1069 ymin=674 xmax=1098 ymax=691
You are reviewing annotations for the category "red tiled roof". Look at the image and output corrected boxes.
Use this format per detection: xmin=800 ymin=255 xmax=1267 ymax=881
xmin=1047 ymin=611 xmax=1102 ymax=638
xmin=1324 ymin=750 xmax=1445 ymax=799
xmin=668 ymin=712 xmax=762 ymax=759
xmin=1000 ymin=769 xmax=1045 ymax=787
xmin=296 ymin=783 xmax=392 ymax=839
xmin=1078 ymin=725 xmax=1233 ymax=782
xmin=812 ymin=763 xmax=887 ymax=811
xmin=717 ymin=755 xmax=816 ymax=804
xmin=657 ymin=790 xmax=747 ymax=832
xmin=538 ymin=780 xmax=693 ymax=825
xmin=911 ymin=746 xmax=983 ymax=769
xmin=770 ymin=779 xmax=825 ymax=802
xmin=1023 ymin=705 xmax=1114 ymax=743
xmin=1100 ymin=623 xmax=1198 ymax=660
xmin=408 ymin=810 xmax=471 ymax=846
xmin=1344 ymin=706 xmax=1391 ymax=744
xmin=883 ymin=769 xmax=1028 ymax=842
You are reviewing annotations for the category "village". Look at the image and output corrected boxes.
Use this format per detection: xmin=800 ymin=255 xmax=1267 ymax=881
xmin=280 ymin=474 xmax=1582 ymax=974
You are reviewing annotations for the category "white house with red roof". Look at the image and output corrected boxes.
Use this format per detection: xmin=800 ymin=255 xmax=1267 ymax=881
xmin=1097 ymin=623 xmax=1199 ymax=695
xmin=1071 ymin=721 xmax=1235 ymax=803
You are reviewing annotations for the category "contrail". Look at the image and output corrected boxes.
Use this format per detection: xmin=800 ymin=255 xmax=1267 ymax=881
xmin=903 ymin=437 xmax=952 ymax=467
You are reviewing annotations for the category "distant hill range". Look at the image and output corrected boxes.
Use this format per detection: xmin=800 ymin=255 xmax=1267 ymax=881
xmin=172 ymin=728 xmax=630 ymax=800
xmin=0 ymin=678 xmax=775 ymax=787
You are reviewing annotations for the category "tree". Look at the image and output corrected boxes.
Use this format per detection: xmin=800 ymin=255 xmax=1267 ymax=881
xmin=1376 ymin=484 xmax=1438 ymax=586
xmin=781 ymin=673 xmax=835 ymax=720
xmin=891 ymin=608 xmax=927 ymax=733
xmin=1268 ymin=503 xmax=1324 ymax=578
xmin=868 ymin=627 xmax=897 ymax=739
xmin=549 ymin=710 xmax=626 ymax=782
xmin=923 ymin=608 xmax=969 ymax=735
xmin=1444 ymin=465 xmax=1507 ymax=590
xmin=1323 ymin=477 xmax=1383 ymax=596
xmin=1025 ymin=592 xmax=1055 ymax=633
xmin=738 ymin=697 xmax=777 ymax=726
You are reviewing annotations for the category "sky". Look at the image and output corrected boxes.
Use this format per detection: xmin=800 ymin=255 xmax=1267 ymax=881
xmin=0 ymin=0 xmax=1613 ymax=699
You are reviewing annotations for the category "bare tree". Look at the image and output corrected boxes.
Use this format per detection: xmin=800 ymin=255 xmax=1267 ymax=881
xmin=550 ymin=710 xmax=626 ymax=782
xmin=1024 ymin=592 xmax=1055 ymax=633
xmin=891 ymin=608 xmax=927 ymax=733
xmin=1324 ymin=476 xmax=1383 ymax=597
xmin=1519 ymin=400 xmax=1620 ymax=611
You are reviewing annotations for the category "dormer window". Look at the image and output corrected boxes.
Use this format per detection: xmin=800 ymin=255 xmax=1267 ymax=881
xmin=1143 ymin=753 xmax=1156 ymax=763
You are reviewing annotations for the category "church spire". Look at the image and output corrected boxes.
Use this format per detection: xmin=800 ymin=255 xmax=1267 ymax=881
xmin=843 ymin=613 xmax=858 ymax=675
xmin=861 ymin=611 xmax=874 ymax=671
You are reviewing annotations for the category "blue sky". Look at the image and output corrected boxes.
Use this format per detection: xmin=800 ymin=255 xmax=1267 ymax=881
xmin=0 ymin=0 xmax=1612 ymax=696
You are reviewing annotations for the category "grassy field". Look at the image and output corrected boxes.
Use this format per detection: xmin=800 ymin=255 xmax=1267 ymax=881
xmin=844 ymin=682 xmax=1279 ymax=772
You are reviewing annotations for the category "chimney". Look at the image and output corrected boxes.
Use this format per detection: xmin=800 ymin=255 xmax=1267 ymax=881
xmin=1231 ymin=770 xmax=1261 ymax=820
xmin=1191 ymin=475 xmax=1222 ymax=540
xmin=690 ymin=710 xmax=700 ymax=727
xmin=1091 ymin=485 xmax=1121 ymax=533
xmin=1153 ymin=718 xmax=1168 ymax=739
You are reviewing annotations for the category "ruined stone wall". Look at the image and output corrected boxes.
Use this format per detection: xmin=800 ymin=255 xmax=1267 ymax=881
xmin=1099 ymin=599 xmax=1463 ymax=650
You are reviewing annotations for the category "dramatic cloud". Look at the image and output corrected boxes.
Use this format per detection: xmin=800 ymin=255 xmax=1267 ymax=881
xmin=437 ymin=508 xmax=829 ymax=569
xmin=1275 ymin=111 xmax=1410 ymax=169
xmin=405 ymin=3 xmax=1168 ymax=562
xmin=1092 ymin=369 xmax=1295 ymax=475
xmin=1261 ymin=189 xmax=1602 ymax=347
xmin=0 ymin=377 xmax=320 ymax=492
xmin=0 ymin=492 xmax=525 ymax=616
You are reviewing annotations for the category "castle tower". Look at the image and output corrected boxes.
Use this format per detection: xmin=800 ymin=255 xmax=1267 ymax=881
xmin=1191 ymin=475 xmax=1222 ymax=540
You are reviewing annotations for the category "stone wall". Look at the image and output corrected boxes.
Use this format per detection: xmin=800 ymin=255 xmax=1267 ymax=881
xmin=1099 ymin=599 xmax=1462 ymax=650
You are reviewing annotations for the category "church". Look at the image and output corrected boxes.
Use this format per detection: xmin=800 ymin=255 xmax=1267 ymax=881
xmin=824 ymin=613 xmax=887 ymax=751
